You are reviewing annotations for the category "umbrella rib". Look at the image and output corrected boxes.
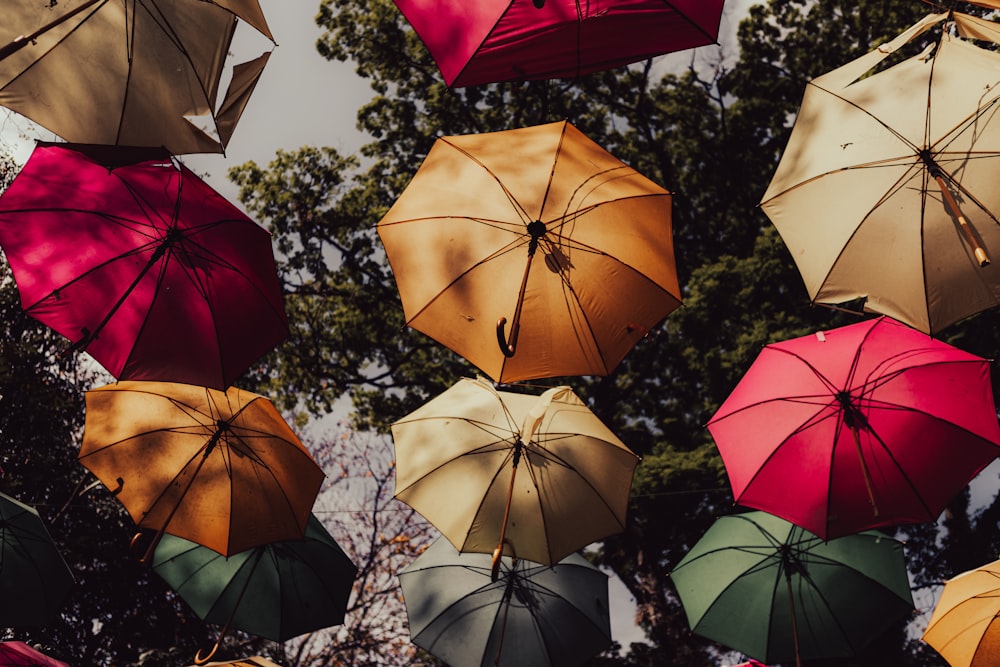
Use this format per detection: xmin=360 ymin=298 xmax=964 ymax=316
xmin=437 ymin=137 xmax=533 ymax=225
xmin=394 ymin=435 xmax=518 ymax=498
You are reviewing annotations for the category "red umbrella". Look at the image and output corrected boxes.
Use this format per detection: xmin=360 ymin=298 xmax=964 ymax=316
xmin=393 ymin=0 xmax=726 ymax=88
xmin=707 ymin=316 xmax=1000 ymax=540
xmin=0 ymin=641 xmax=68 ymax=667
xmin=0 ymin=142 xmax=288 ymax=390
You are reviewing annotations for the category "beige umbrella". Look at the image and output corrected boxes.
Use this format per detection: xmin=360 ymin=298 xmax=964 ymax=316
xmin=761 ymin=12 xmax=1000 ymax=335
xmin=391 ymin=377 xmax=639 ymax=576
xmin=0 ymin=0 xmax=273 ymax=155
xmin=378 ymin=120 xmax=680 ymax=383
xmin=79 ymin=381 xmax=324 ymax=561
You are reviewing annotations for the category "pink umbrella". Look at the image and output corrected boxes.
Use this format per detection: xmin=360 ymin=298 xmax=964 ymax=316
xmin=0 ymin=142 xmax=288 ymax=390
xmin=707 ymin=316 xmax=1000 ymax=540
xmin=0 ymin=641 xmax=68 ymax=667
xmin=393 ymin=0 xmax=726 ymax=87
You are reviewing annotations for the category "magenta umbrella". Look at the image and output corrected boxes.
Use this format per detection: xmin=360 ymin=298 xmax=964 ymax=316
xmin=0 ymin=641 xmax=68 ymax=667
xmin=0 ymin=142 xmax=288 ymax=390
xmin=393 ymin=0 xmax=726 ymax=88
xmin=707 ymin=316 xmax=1000 ymax=540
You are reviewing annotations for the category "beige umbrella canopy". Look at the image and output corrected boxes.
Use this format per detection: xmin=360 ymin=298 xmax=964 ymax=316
xmin=761 ymin=12 xmax=1000 ymax=335
xmin=378 ymin=120 xmax=680 ymax=383
xmin=79 ymin=381 xmax=324 ymax=560
xmin=0 ymin=0 xmax=273 ymax=155
xmin=391 ymin=377 xmax=639 ymax=575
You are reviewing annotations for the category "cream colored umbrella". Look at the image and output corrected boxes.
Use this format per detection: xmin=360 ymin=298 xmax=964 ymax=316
xmin=391 ymin=377 xmax=639 ymax=577
xmin=378 ymin=120 xmax=680 ymax=383
xmin=922 ymin=558 xmax=1000 ymax=666
xmin=0 ymin=0 xmax=273 ymax=155
xmin=761 ymin=12 xmax=1000 ymax=335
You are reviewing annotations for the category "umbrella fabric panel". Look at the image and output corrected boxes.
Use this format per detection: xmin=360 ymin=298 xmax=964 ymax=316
xmin=761 ymin=14 xmax=1000 ymax=333
xmin=0 ymin=143 xmax=288 ymax=389
xmin=0 ymin=0 xmax=247 ymax=154
xmin=394 ymin=0 xmax=723 ymax=87
xmin=0 ymin=494 xmax=74 ymax=627
xmin=80 ymin=382 xmax=323 ymax=555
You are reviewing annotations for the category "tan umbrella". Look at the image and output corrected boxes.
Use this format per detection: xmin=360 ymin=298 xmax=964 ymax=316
xmin=922 ymin=558 xmax=1000 ymax=667
xmin=761 ymin=12 xmax=1000 ymax=334
xmin=391 ymin=377 xmax=639 ymax=576
xmin=0 ymin=0 xmax=273 ymax=155
xmin=378 ymin=120 xmax=680 ymax=383
xmin=79 ymin=381 xmax=324 ymax=560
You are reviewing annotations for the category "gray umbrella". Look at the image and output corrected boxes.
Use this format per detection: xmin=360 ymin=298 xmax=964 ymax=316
xmin=398 ymin=538 xmax=611 ymax=667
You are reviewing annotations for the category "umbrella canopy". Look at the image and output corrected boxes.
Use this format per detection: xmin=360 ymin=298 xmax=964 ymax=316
xmin=392 ymin=377 xmax=638 ymax=569
xmin=0 ymin=493 xmax=74 ymax=628
xmin=761 ymin=12 xmax=1000 ymax=334
xmin=670 ymin=511 xmax=914 ymax=667
xmin=0 ymin=142 xmax=288 ymax=390
xmin=707 ymin=316 xmax=1000 ymax=540
xmin=184 ymin=659 xmax=282 ymax=667
xmin=398 ymin=537 xmax=612 ymax=667
xmin=0 ymin=642 xmax=69 ymax=667
xmin=378 ymin=120 xmax=680 ymax=383
xmin=153 ymin=514 xmax=357 ymax=662
xmin=0 ymin=0 xmax=272 ymax=155
xmin=922 ymin=558 xmax=1000 ymax=667
xmin=393 ymin=0 xmax=725 ymax=88
xmin=79 ymin=381 xmax=325 ymax=558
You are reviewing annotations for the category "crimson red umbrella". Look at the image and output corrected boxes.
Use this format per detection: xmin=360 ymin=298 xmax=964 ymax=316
xmin=0 ymin=641 xmax=68 ymax=667
xmin=393 ymin=0 xmax=726 ymax=88
xmin=707 ymin=316 xmax=1000 ymax=540
xmin=0 ymin=142 xmax=288 ymax=390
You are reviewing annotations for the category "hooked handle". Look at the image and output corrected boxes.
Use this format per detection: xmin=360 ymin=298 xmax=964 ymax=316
xmin=496 ymin=317 xmax=518 ymax=357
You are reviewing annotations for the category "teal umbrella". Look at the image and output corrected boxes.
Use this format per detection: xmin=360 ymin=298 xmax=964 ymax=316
xmin=152 ymin=514 xmax=357 ymax=663
xmin=399 ymin=537 xmax=611 ymax=667
xmin=0 ymin=492 xmax=74 ymax=627
xmin=669 ymin=511 xmax=914 ymax=667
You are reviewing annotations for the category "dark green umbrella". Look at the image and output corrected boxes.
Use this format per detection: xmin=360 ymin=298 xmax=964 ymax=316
xmin=399 ymin=537 xmax=611 ymax=667
xmin=669 ymin=510 xmax=914 ymax=667
xmin=0 ymin=492 xmax=74 ymax=627
xmin=152 ymin=514 xmax=357 ymax=664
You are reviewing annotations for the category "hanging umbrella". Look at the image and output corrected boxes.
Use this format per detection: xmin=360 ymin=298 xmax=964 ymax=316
xmin=0 ymin=0 xmax=273 ymax=155
xmin=79 ymin=381 xmax=325 ymax=560
xmin=0 ymin=142 xmax=288 ymax=390
xmin=922 ymin=558 xmax=1000 ymax=667
xmin=153 ymin=514 xmax=357 ymax=664
xmin=0 ymin=642 xmax=69 ymax=667
xmin=761 ymin=11 xmax=1000 ymax=335
xmin=398 ymin=537 xmax=612 ymax=667
xmin=0 ymin=493 xmax=74 ymax=627
xmin=707 ymin=316 xmax=1000 ymax=540
xmin=378 ymin=120 xmax=680 ymax=383
xmin=392 ymin=376 xmax=638 ymax=574
xmin=669 ymin=511 xmax=914 ymax=667
xmin=184 ymin=659 xmax=282 ymax=667
xmin=393 ymin=0 xmax=725 ymax=88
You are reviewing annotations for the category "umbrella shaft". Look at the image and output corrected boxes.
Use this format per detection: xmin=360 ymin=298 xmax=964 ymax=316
xmin=932 ymin=174 xmax=990 ymax=266
xmin=849 ymin=424 xmax=879 ymax=518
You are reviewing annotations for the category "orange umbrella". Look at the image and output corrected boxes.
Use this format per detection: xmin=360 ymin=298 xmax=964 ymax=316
xmin=79 ymin=381 xmax=324 ymax=560
xmin=923 ymin=558 xmax=1000 ymax=666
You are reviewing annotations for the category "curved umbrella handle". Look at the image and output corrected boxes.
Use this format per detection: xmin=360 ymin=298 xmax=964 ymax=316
xmin=193 ymin=639 xmax=220 ymax=666
xmin=496 ymin=317 xmax=517 ymax=357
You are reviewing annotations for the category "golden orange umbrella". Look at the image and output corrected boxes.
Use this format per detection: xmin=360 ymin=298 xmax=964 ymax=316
xmin=923 ymin=558 xmax=1000 ymax=666
xmin=378 ymin=120 xmax=680 ymax=383
xmin=79 ymin=381 xmax=324 ymax=560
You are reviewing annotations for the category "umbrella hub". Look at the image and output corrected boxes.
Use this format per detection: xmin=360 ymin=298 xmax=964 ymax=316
xmin=777 ymin=544 xmax=808 ymax=578
xmin=526 ymin=220 xmax=546 ymax=256
xmin=835 ymin=390 xmax=867 ymax=431
xmin=918 ymin=149 xmax=943 ymax=178
xmin=152 ymin=227 xmax=186 ymax=261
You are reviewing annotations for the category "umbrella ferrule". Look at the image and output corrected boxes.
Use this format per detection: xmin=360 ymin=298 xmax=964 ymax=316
xmin=526 ymin=220 xmax=546 ymax=256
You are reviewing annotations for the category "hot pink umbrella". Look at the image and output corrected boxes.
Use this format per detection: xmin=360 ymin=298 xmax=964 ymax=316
xmin=0 ymin=641 xmax=68 ymax=667
xmin=0 ymin=142 xmax=288 ymax=390
xmin=707 ymin=316 xmax=1000 ymax=540
xmin=393 ymin=0 xmax=726 ymax=87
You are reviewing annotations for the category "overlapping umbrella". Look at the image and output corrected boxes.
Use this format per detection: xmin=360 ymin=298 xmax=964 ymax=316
xmin=391 ymin=377 xmax=638 ymax=573
xmin=393 ymin=0 xmax=726 ymax=87
xmin=398 ymin=537 xmax=612 ymax=667
xmin=670 ymin=510 xmax=914 ymax=667
xmin=708 ymin=316 xmax=1000 ymax=539
xmin=922 ymin=558 xmax=1000 ymax=667
xmin=0 ymin=641 xmax=69 ymax=667
xmin=0 ymin=142 xmax=288 ymax=390
xmin=0 ymin=0 xmax=273 ymax=154
xmin=0 ymin=493 xmax=74 ymax=628
xmin=79 ymin=381 xmax=324 ymax=560
xmin=378 ymin=120 xmax=680 ymax=383
xmin=761 ymin=11 xmax=1000 ymax=334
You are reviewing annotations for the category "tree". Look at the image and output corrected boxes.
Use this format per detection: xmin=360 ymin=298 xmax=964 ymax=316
xmin=231 ymin=1 xmax=1000 ymax=664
